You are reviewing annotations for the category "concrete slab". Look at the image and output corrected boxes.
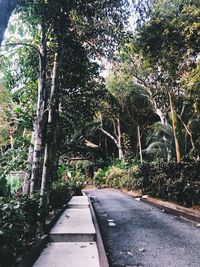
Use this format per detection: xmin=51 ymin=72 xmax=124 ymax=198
xmin=33 ymin=242 xmax=100 ymax=267
xmin=49 ymin=208 xmax=96 ymax=242
xmin=67 ymin=196 xmax=89 ymax=209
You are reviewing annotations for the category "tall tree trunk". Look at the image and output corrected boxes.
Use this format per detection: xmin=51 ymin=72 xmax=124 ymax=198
xmin=116 ymin=117 xmax=124 ymax=160
xmin=169 ymin=92 xmax=181 ymax=163
xmin=40 ymin=45 xmax=63 ymax=196
xmin=137 ymin=125 xmax=143 ymax=163
xmin=0 ymin=0 xmax=17 ymax=45
xmin=9 ymin=127 xmax=14 ymax=149
xmin=30 ymin=27 xmax=47 ymax=195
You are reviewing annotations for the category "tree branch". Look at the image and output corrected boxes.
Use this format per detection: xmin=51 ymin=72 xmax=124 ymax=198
xmin=99 ymin=127 xmax=119 ymax=147
xmin=1 ymin=42 xmax=41 ymax=58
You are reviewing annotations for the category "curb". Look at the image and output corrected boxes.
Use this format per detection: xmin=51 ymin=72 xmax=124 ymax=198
xmin=86 ymin=194 xmax=109 ymax=267
xmin=88 ymin=197 xmax=110 ymax=267
xmin=140 ymin=196 xmax=200 ymax=224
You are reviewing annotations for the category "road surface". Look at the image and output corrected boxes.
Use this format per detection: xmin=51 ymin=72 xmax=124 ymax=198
xmin=85 ymin=189 xmax=200 ymax=267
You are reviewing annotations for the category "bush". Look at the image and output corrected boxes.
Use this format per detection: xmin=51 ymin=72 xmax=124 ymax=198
xmin=106 ymin=166 xmax=127 ymax=189
xmin=0 ymin=195 xmax=43 ymax=266
xmin=93 ymin=164 xmax=138 ymax=190
xmin=49 ymin=180 xmax=72 ymax=210
xmin=135 ymin=162 xmax=200 ymax=207
xmin=92 ymin=161 xmax=200 ymax=208
xmin=93 ymin=168 xmax=108 ymax=187
xmin=0 ymin=179 xmax=74 ymax=266
xmin=67 ymin=172 xmax=86 ymax=195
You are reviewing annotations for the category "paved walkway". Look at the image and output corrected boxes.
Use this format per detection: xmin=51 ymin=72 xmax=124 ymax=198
xmin=33 ymin=196 xmax=100 ymax=267
xmin=85 ymin=189 xmax=200 ymax=267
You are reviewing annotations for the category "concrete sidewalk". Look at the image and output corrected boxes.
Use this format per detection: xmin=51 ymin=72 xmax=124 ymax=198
xmin=33 ymin=196 xmax=100 ymax=267
xmin=49 ymin=208 xmax=96 ymax=242
xmin=33 ymin=242 xmax=99 ymax=267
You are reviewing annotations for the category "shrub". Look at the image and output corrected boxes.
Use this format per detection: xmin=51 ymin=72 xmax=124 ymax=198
xmin=49 ymin=179 xmax=72 ymax=210
xmin=135 ymin=162 xmax=200 ymax=207
xmin=106 ymin=165 xmax=139 ymax=190
xmin=93 ymin=168 xmax=108 ymax=187
xmin=0 ymin=179 xmax=74 ymax=266
xmin=0 ymin=195 xmax=43 ymax=266
xmin=106 ymin=166 xmax=127 ymax=189
xmin=67 ymin=172 xmax=86 ymax=195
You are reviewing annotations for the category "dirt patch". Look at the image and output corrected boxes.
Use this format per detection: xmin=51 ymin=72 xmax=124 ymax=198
xmin=121 ymin=189 xmax=143 ymax=198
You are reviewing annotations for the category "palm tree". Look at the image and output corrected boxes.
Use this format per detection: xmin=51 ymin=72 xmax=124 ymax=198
xmin=143 ymin=121 xmax=174 ymax=162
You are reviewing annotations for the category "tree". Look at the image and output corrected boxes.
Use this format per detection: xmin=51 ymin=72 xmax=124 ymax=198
xmin=8 ymin=0 xmax=129 ymax=195
xmin=143 ymin=122 xmax=173 ymax=162
xmin=134 ymin=0 xmax=200 ymax=161
xmin=105 ymin=64 xmax=153 ymax=160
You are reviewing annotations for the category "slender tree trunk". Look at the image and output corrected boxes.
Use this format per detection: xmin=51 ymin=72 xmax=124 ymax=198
xmin=9 ymin=128 xmax=14 ymax=149
xmin=23 ymin=131 xmax=34 ymax=194
xmin=0 ymin=0 xmax=17 ymax=45
xmin=137 ymin=125 xmax=143 ymax=163
xmin=169 ymin=92 xmax=181 ymax=163
xmin=40 ymin=45 xmax=63 ymax=196
xmin=116 ymin=117 xmax=124 ymax=160
xmin=155 ymin=108 xmax=166 ymax=125
xmin=30 ymin=28 xmax=47 ymax=195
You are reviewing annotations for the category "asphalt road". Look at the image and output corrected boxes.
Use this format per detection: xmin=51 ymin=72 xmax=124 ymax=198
xmin=85 ymin=189 xmax=200 ymax=267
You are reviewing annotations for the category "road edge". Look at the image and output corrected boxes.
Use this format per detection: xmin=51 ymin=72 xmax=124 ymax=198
xmin=140 ymin=196 xmax=200 ymax=224
xmin=82 ymin=190 xmax=110 ymax=267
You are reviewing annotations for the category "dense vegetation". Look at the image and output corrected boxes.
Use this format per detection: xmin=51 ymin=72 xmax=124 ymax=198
xmin=0 ymin=0 xmax=200 ymax=265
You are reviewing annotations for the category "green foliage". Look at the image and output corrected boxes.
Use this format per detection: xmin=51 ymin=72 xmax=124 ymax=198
xmin=67 ymin=173 xmax=86 ymax=196
xmin=136 ymin=162 xmax=200 ymax=207
xmin=70 ymin=160 xmax=93 ymax=171
xmin=6 ymin=174 xmax=23 ymax=195
xmin=49 ymin=179 xmax=72 ymax=210
xmin=106 ymin=166 xmax=129 ymax=189
xmin=0 ymin=148 xmax=27 ymax=180
xmin=0 ymin=195 xmax=42 ymax=266
xmin=92 ymin=160 xmax=200 ymax=208
xmin=57 ymin=163 xmax=87 ymax=194
xmin=93 ymin=168 xmax=108 ymax=187
xmin=0 ymin=180 xmax=74 ymax=266
xmin=93 ymin=162 xmax=139 ymax=189
xmin=143 ymin=122 xmax=174 ymax=161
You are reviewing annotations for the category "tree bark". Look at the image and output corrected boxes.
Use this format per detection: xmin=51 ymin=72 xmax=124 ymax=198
xmin=30 ymin=27 xmax=47 ymax=195
xmin=169 ymin=92 xmax=181 ymax=163
xmin=116 ymin=117 xmax=124 ymax=160
xmin=0 ymin=0 xmax=17 ymax=45
xmin=137 ymin=125 xmax=143 ymax=163
xmin=9 ymin=127 xmax=14 ymax=149
xmin=40 ymin=45 xmax=63 ymax=196
xmin=99 ymin=117 xmax=124 ymax=160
